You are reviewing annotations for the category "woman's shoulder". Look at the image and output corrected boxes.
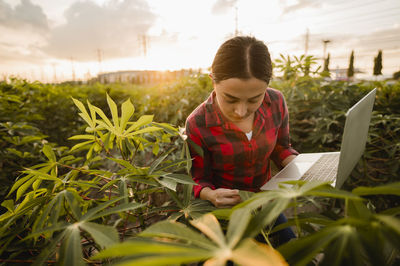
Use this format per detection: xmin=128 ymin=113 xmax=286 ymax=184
xmin=265 ymin=87 xmax=285 ymax=101
xmin=186 ymin=101 xmax=207 ymax=128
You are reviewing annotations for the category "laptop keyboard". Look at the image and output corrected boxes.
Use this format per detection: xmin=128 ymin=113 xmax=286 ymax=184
xmin=300 ymin=153 xmax=339 ymax=182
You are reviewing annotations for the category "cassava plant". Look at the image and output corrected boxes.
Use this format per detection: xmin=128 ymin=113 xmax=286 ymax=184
xmin=0 ymin=94 xmax=198 ymax=264
xmin=93 ymin=181 xmax=400 ymax=266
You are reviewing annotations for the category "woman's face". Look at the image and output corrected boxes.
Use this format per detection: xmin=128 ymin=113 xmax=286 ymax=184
xmin=213 ymin=77 xmax=268 ymax=123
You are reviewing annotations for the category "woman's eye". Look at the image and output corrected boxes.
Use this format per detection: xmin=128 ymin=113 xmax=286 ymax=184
xmin=248 ymin=100 xmax=259 ymax=104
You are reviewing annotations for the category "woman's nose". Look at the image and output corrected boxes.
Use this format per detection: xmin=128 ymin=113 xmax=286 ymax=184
xmin=234 ymin=104 xmax=247 ymax=117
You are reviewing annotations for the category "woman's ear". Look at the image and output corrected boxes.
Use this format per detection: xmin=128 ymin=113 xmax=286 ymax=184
xmin=209 ymin=73 xmax=216 ymax=87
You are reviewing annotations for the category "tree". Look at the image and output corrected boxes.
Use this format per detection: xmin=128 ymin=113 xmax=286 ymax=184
xmin=393 ymin=70 xmax=400 ymax=80
xmin=322 ymin=53 xmax=330 ymax=77
xmin=347 ymin=50 xmax=354 ymax=78
xmin=373 ymin=50 xmax=383 ymax=76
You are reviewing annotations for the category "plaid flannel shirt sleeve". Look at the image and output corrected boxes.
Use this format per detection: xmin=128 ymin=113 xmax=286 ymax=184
xmin=185 ymin=119 xmax=215 ymax=198
xmin=270 ymin=92 xmax=299 ymax=168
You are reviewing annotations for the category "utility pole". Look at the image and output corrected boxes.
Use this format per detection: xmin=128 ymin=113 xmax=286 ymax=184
xmin=305 ymin=28 xmax=309 ymax=56
xmin=322 ymin=39 xmax=331 ymax=59
xmin=52 ymin=63 xmax=57 ymax=83
xmin=97 ymin=49 xmax=103 ymax=74
xmin=234 ymin=6 xmax=239 ymax=36
xmin=138 ymin=35 xmax=148 ymax=57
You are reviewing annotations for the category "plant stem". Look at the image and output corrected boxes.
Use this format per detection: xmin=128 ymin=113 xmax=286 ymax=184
xmin=293 ymin=197 xmax=301 ymax=237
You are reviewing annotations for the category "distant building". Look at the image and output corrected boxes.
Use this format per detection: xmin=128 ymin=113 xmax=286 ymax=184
xmin=97 ymin=69 xmax=194 ymax=84
xmin=333 ymin=67 xmax=364 ymax=80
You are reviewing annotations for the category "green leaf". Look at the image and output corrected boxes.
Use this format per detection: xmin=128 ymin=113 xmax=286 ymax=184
xmin=161 ymin=173 xmax=197 ymax=185
xmin=190 ymin=213 xmax=226 ymax=248
xmin=72 ymin=97 xmax=93 ymax=127
xmin=231 ymin=238 xmax=288 ymax=266
xmin=278 ymin=225 xmax=351 ymax=266
xmin=92 ymin=105 xmax=113 ymax=129
xmin=156 ymin=177 xmax=177 ymax=191
xmin=32 ymin=231 xmax=66 ymax=266
xmin=226 ymin=207 xmax=252 ymax=248
xmin=140 ymin=220 xmax=216 ymax=250
xmin=89 ymin=202 xmax=145 ymax=221
xmin=42 ymin=144 xmax=56 ymax=162
xmin=375 ymin=215 xmax=400 ymax=235
xmin=126 ymin=126 xmax=163 ymax=137
xmin=79 ymin=222 xmax=119 ymax=248
xmin=108 ymin=157 xmax=135 ymax=169
xmin=120 ymin=98 xmax=135 ymax=131
xmin=125 ymin=115 xmax=154 ymax=134
xmin=16 ymin=175 xmax=36 ymax=201
xmin=64 ymin=190 xmax=82 ymax=220
xmin=107 ymin=93 xmax=120 ymax=132
xmin=352 ymin=182 xmax=400 ymax=196
xmin=33 ymin=193 xmax=63 ymax=231
xmin=149 ymin=147 xmax=176 ymax=174
xmin=70 ymin=140 xmax=94 ymax=152
xmin=68 ymin=134 xmax=96 ymax=140
xmin=304 ymin=187 xmax=362 ymax=200
xmin=7 ymin=174 xmax=32 ymax=197
xmin=1 ymin=200 xmax=14 ymax=213
xmin=26 ymin=222 xmax=70 ymax=239
xmin=23 ymin=168 xmax=62 ymax=183
xmin=92 ymin=239 xmax=211 ymax=262
xmin=347 ymin=199 xmax=372 ymax=219
xmin=80 ymin=196 xmax=124 ymax=221
xmin=187 ymin=138 xmax=204 ymax=157
xmin=59 ymin=226 xmax=85 ymax=266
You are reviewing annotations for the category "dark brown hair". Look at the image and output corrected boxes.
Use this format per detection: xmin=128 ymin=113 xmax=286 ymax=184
xmin=211 ymin=36 xmax=272 ymax=84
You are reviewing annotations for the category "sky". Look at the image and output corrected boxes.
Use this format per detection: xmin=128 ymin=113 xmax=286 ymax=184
xmin=1 ymin=0 xmax=399 ymax=82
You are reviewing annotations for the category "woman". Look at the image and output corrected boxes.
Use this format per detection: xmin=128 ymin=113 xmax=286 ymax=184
xmin=185 ymin=36 xmax=298 ymax=243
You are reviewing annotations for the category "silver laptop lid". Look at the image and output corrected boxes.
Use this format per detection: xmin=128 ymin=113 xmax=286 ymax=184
xmin=336 ymin=88 xmax=376 ymax=188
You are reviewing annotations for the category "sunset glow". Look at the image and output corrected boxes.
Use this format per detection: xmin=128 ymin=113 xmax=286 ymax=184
xmin=1 ymin=0 xmax=399 ymax=82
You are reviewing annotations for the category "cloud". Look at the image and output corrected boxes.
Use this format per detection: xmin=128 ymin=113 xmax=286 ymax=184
xmin=280 ymin=0 xmax=320 ymax=15
xmin=211 ymin=0 xmax=237 ymax=15
xmin=0 ymin=0 xmax=48 ymax=31
xmin=43 ymin=0 xmax=157 ymax=61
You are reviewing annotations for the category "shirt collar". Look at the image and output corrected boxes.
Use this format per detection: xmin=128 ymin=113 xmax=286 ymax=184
xmin=204 ymin=89 xmax=272 ymax=128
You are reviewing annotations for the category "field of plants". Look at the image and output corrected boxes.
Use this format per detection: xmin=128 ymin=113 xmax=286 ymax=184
xmin=1 ymin=61 xmax=399 ymax=265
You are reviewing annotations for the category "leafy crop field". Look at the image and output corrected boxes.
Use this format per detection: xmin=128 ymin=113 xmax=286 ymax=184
xmin=0 ymin=73 xmax=399 ymax=265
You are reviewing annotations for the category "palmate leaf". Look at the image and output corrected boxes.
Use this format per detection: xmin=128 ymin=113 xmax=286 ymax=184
xmin=95 ymin=214 xmax=287 ymax=266
xmin=278 ymin=224 xmax=350 ymax=266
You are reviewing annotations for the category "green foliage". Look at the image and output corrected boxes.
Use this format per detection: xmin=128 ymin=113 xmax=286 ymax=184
xmin=1 ymin=68 xmax=400 ymax=264
xmin=322 ymin=53 xmax=330 ymax=76
xmin=273 ymin=54 xmax=320 ymax=80
xmin=374 ymin=50 xmax=383 ymax=76
xmin=347 ymin=50 xmax=354 ymax=78
xmin=272 ymin=79 xmax=400 ymax=203
xmin=0 ymin=94 xmax=199 ymax=264
xmin=94 ymin=181 xmax=400 ymax=266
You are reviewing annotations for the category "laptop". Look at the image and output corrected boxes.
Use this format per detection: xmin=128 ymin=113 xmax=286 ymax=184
xmin=261 ymin=88 xmax=377 ymax=190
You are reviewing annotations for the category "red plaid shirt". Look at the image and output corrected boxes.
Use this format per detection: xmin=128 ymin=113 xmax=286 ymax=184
xmin=185 ymin=88 xmax=298 ymax=198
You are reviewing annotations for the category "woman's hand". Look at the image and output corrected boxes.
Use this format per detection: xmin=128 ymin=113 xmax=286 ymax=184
xmin=200 ymin=187 xmax=242 ymax=208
